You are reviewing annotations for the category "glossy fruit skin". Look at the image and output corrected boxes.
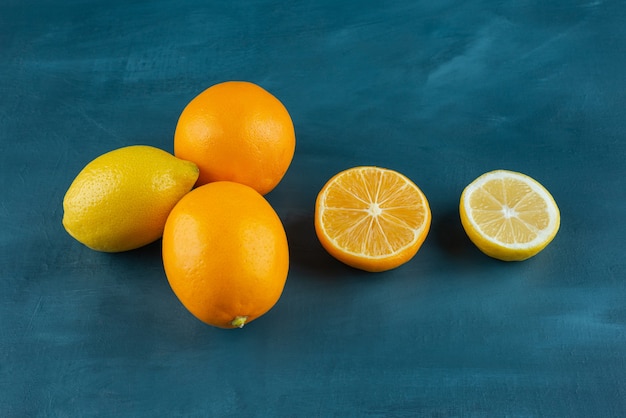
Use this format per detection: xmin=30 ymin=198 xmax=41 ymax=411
xmin=162 ymin=181 xmax=289 ymax=329
xmin=62 ymin=145 xmax=199 ymax=252
xmin=174 ymin=81 xmax=296 ymax=195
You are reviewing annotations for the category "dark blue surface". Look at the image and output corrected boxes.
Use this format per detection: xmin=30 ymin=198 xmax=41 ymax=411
xmin=2 ymin=1 xmax=626 ymax=416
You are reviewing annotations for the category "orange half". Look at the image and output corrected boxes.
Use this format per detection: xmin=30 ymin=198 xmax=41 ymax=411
xmin=315 ymin=166 xmax=431 ymax=272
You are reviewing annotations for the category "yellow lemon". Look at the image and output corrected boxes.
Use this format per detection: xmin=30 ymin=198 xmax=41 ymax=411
xmin=459 ymin=169 xmax=560 ymax=261
xmin=63 ymin=145 xmax=199 ymax=252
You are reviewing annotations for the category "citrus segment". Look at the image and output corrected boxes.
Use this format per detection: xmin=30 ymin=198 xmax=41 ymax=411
xmin=315 ymin=166 xmax=431 ymax=272
xmin=459 ymin=169 xmax=560 ymax=261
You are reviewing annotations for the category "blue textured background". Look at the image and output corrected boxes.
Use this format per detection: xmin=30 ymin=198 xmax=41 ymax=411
xmin=2 ymin=1 xmax=625 ymax=416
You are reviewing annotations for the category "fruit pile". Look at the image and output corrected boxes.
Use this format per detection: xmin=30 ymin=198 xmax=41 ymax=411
xmin=62 ymin=80 xmax=561 ymax=329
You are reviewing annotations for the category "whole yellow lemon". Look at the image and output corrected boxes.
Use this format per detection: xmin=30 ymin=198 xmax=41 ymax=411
xmin=62 ymin=145 xmax=199 ymax=252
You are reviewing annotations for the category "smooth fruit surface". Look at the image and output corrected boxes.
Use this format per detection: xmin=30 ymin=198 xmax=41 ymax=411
xmin=174 ymin=81 xmax=296 ymax=195
xmin=315 ymin=166 xmax=431 ymax=272
xmin=162 ymin=181 xmax=289 ymax=329
xmin=459 ymin=169 xmax=560 ymax=261
xmin=62 ymin=145 xmax=199 ymax=252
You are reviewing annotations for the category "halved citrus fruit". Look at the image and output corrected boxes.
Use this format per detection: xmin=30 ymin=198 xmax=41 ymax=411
xmin=315 ymin=166 xmax=431 ymax=272
xmin=459 ymin=169 xmax=560 ymax=261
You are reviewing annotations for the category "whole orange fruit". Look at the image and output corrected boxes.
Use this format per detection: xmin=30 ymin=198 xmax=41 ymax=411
xmin=174 ymin=81 xmax=296 ymax=195
xmin=162 ymin=181 xmax=289 ymax=329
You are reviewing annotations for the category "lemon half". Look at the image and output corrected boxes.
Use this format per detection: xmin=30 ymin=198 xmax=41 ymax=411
xmin=460 ymin=169 xmax=560 ymax=261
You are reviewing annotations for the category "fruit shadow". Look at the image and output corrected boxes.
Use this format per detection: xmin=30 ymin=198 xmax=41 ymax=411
xmin=283 ymin=209 xmax=482 ymax=281
xmin=431 ymin=207 xmax=481 ymax=260
xmin=110 ymin=239 xmax=166 ymax=282
xmin=283 ymin=212 xmax=374 ymax=281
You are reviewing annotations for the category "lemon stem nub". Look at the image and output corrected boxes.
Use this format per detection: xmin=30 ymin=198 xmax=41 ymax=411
xmin=231 ymin=316 xmax=248 ymax=328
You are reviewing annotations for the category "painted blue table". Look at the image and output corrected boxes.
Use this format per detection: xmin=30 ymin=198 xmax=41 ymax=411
xmin=2 ymin=1 xmax=625 ymax=416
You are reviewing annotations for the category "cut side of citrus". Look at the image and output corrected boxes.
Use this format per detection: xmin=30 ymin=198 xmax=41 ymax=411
xmin=460 ymin=169 xmax=560 ymax=261
xmin=315 ymin=166 xmax=431 ymax=272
